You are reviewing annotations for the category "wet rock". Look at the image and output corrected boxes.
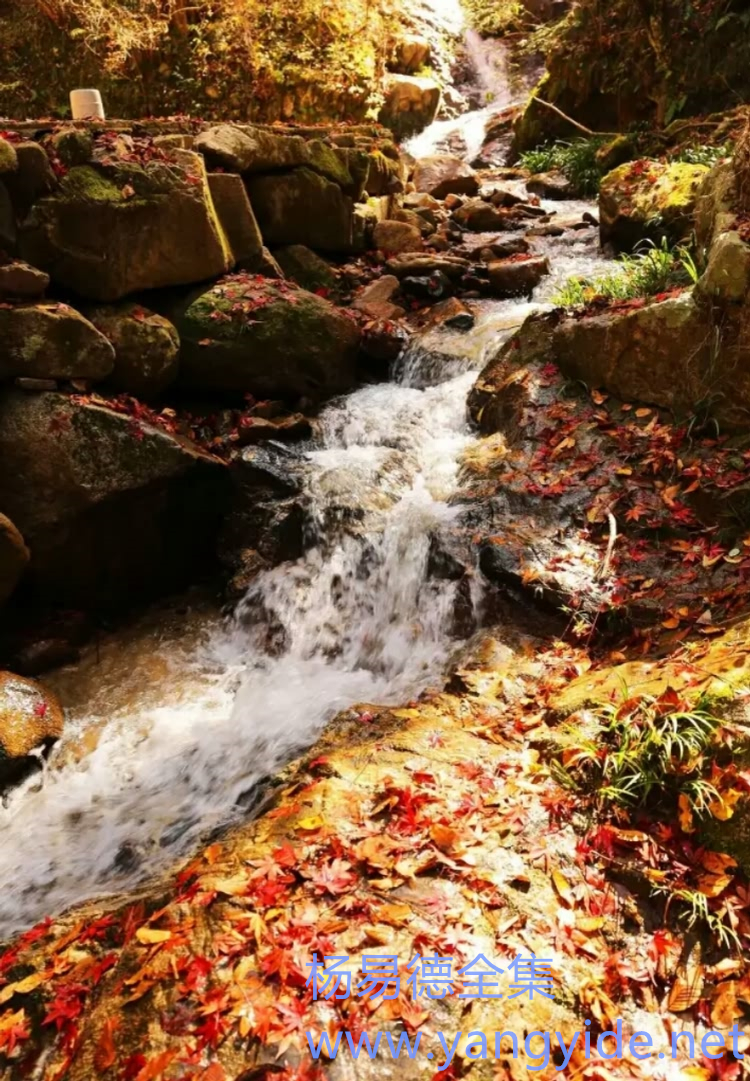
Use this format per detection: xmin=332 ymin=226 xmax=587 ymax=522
xmin=0 ymin=259 xmax=49 ymax=298
xmin=0 ymin=136 xmax=17 ymax=176
xmin=206 ymin=172 xmax=264 ymax=270
xmin=468 ymin=236 xmax=530 ymax=261
xmin=246 ymin=168 xmax=355 ymax=252
xmin=372 ymin=219 xmax=423 ymax=254
xmin=452 ymin=198 xmax=521 ymax=232
xmin=599 ymin=160 xmax=709 ymax=252
xmin=0 ymin=392 xmax=230 ymax=607
xmin=0 ymin=514 xmax=29 ymax=604
xmin=488 ymin=186 xmax=524 ymax=208
xmin=0 ymin=671 xmax=64 ymax=790
xmin=0 ymin=302 xmax=115 ymax=382
xmin=525 ymin=170 xmax=573 ymax=200
xmin=412 ymin=155 xmax=479 ymax=200
xmin=444 ymin=193 xmax=464 ymax=211
xmin=20 ymin=154 xmax=232 ymax=301
xmin=392 ymin=207 xmax=434 ymax=236
xmin=386 ymin=252 xmax=470 ymax=280
xmin=273 ymin=245 xmax=337 ymax=292
xmin=360 ymin=321 xmax=407 ymax=363
xmin=4 ymin=141 xmax=57 ymax=218
xmin=352 ymin=275 xmax=403 ymax=320
xmin=421 ymin=296 xmax=475 ymax=329
xmin=174 ymin=275 xmax=360 ymax=400
xmin=526 ymin=221 xmax=565 ymax=237
xmin=225 ymin=548 xmax=270 ymax=603
xmin=378 ymin=75 xmax=441 ymax=139
xmin=235 ymin=413 xmax=312 ymax=446
xmin=487 ymin=255 xmax=550 ymax=297
xmin=87 ymin=303 xmax=180 ymax=398
xmin=401 ymin=270 xmax=452 ymax=299
xmin=403 ymin=192 xmax=441 ymax=212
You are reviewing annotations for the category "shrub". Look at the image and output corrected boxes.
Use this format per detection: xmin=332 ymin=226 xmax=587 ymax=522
xmin=519 ymin=137 xmax=606 ymax=195
xmin=552 ymin=240 xmax=697 ymax=307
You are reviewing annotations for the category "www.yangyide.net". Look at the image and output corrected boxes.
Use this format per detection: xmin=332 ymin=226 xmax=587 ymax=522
xmin=305 ymin=1022 xmax=747 ymax=1071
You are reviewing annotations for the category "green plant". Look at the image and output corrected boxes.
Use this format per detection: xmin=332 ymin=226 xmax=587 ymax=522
xmin=552 ymin=239 xmax=697 ymax=307
xmin=670 ymin=142 xmax=734 ymax=168
xmin=519 ymin=137 xmax=606 ymax=196
xmin=554 ymin=689 xmax=720 ymax=814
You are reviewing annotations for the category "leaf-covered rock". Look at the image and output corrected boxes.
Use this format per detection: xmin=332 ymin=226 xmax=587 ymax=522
xmin=174 ymin=274 xmax=360 ymax=399
xmin=599 ymin=160 xmax=709 ymax=252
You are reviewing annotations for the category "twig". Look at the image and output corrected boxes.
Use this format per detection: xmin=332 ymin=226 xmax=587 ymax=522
xmin=596 ymin=511 xmax=618 ymax=581
xmin=529 ymin=96 xmax=622 ymax=138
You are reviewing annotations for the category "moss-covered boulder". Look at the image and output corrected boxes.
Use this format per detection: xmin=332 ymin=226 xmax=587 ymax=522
xmin=599 ymin=160 xmax=709 ymax=252
xmin=0 ymin=671 xmax=64 ymax=790
xmin=0 ymin=136 xmax=17 ymax=176
xmin=246 ymin=167 xmax=356 ymax=252
xmin=87 ymin=304 xmax=180 ymax=398
xmin=3 ymin=140 xmax=57 ymax=218
xmin=0 ymin=301 xmax=115 ymax=382
xmin=195 ymin=125 xmax=368 ymax=197
xmin=695 ymin=230 xmax=750 ymax=304
xmin=364 ymin=149 xmax=403 ymax=196
xmin=175 ymin=274 xmax=360 ymax=399
xmin=19 ymin=153 xmax=232 ymax=302
xmin=273 ymin=245 xmax=338 ymax=292
xmin=0 ymin=391 xmax=229 ymax=607
xmin=0 ymin=513 xmax=29 ymax=605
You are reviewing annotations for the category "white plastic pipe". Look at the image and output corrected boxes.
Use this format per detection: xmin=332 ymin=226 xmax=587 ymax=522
xmin=69 ymin=89 xmax=105 ymax=121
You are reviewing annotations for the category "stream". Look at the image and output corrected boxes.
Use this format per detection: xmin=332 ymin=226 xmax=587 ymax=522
xmin=0 ymin=56 xmax=608 ymax=942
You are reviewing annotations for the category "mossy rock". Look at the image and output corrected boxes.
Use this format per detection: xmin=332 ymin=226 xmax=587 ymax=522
xmin=0 ymin=391 xmax=229 ymax=607
xmin=87 ymin=303 xmax=180 ymax=398
xmin=174 ymin=274 xmax=360 ymax=400
xmin=19 ymin=153 xmax=232 ymax=302
xmin=0 ymin=301 xmax=115 ymax=381
xmin=599 ymin=160 xmax=709 ymax=252
xmin=49 ymin=128 xmax=94 ymax=168
xmin=0 ymin=137 xmax=18 ymax=176
xmin=246 ymin=167 xmax=356 ymax=253
xmin=273 ymin=245 xmax=338 ymax=292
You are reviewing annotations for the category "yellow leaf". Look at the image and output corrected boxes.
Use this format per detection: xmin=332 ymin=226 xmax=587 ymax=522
xmin=576 ymin=916 xmax=605 ymax=933
xmin=376 ymin=902 xmax=412 ymax=927
xmin=616 ymin=466 xmax=632 ymax=475
xmin=0 ymin=973 xmax=44 ymax=1004
xmin=635 ymin=407 xmax=652 ymax=417
xmin=551 ymin=869 xmax=574 ymax=906
xmin=708 ymin=789 xmax=743 ymax=820
xmin=297 ymin=815 xmax=325 ymax=831
xmin=135 ymin=928 xmax=172 ymax=945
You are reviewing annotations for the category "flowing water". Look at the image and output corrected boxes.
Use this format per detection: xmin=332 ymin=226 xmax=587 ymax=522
xmin=0 ymin=61 xmax=608 ymax=942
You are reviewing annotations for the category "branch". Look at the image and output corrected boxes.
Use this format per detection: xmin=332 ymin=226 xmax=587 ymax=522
xmin=529 ymin=96 xmax=622 ymax=138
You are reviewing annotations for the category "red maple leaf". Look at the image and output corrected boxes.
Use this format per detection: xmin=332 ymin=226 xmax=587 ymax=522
xmin=307 ymin=858 xmax=356 ymax=896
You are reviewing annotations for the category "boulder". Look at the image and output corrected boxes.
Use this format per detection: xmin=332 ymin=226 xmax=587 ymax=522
xmin=487 ymin=256 xmax=550 ymax=297
xmin=452 ymin=198 xmax=520 ymax=232
xmin=0 ymin=137 xmax=18 ymax=176
xmin=174 ymin=275 xmax=360 ymax=399
xmin=0 ymin=392 xmax=230 ymax=606
xmin=695 ymin=230 xmax=750 ymax=304
xmin=49 ymin=128 xmax=94 ymax=168
xmin=372 ymin=219 xmax=423 ymax=254
xmin=422 ymin=296 xmax=475 ymax=329
xmin=273 ymin=245 xmax=338 ymax=292
xmin=469 ymin=236 xmax=530 ymax=260
xmin=386 ymin=252 xmax=470 ymax=279
xmin=391 ymin=35 xmax=431 ymax=74
xmin=378 ymin=75 xmax=441 ymax=139
xmin=392 ymin=207 xmax=434 ymax=236
xmin=0 ymin=513 xmax=29 ymax=604
xmin=196 ymin=125 xmax=367 ymax=196
xmin=364 ymin=150 xmax=403 ymax=196
xmin=246 ymin=168 xmax=355 ymax=252
xmin=403 ymin=192 xmax=441 ymax=211
xmin=599 ymin=160 xmax=709 ymax=252
xmin=412 ymin=155 xmax=479 ymax=199
xmin=20 ymin=154 xmax=232 ymax=302
xmin=0 ymin=258 xmax=49 ymax=298
xmin=352 ymin=274 xmax=403 ymax=320
xmin=3 ymin=141 xmax=57 ymax=218
xmin=525 ymin=170 xmax=573 ymax=199
xmin=0 ymin=302 xmax=115 ymax=382
xmin=206 ymin=172 xmax=263 ymax=270
xmin=0 ymin=672 xmax=64 ymax=789
xmin=87 ymin=304 xmax=180 ymax=398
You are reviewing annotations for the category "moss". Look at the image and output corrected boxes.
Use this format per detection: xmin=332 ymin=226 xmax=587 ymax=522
xmin=60 ymin=165 xmax=125 ymax=203
xmin=0 ymin=136 xmax=17 ymax=175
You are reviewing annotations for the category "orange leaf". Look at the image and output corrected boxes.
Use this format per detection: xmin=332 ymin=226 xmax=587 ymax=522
xmin=134 ymin=1050 xmax=178 ymax=1081
xmin=94 ymin=1017 xmax=120 ymax=1072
